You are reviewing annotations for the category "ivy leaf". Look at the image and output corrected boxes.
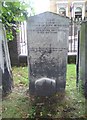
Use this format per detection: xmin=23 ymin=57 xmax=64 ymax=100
xmin=1 ymin=1 xmax=33 ymax=41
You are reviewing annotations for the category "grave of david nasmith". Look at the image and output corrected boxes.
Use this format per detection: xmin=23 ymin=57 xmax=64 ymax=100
xmin=27 ymin=12 xmax=69 ymax=96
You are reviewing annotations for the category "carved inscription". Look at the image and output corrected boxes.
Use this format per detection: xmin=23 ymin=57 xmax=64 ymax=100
xmin=29 ymin=20 xmax=68 ymax=34
xmin=29 ymin=47 xmax=67 ymax=53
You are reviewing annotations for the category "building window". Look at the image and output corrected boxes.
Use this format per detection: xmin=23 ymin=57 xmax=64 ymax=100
xmin=59 ymin=8 xmax=66 ymax=16
xmin=75 ymin=7 xmax=82 ymax=21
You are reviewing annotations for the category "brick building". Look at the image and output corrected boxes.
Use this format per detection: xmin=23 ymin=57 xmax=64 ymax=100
xmin=50 ymin=0 xmax=87 ymax=21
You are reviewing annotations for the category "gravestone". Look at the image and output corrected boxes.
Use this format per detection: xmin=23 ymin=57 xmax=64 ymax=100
xmin=79 ymin=20 xmax=87 ymax=98
xmin=27 ymin=12 xmax=69 ymax=96
xmin=0 ymin=22 xmax=13 ymax=97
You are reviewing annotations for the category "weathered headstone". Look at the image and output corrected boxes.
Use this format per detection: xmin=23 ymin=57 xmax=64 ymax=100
xmin=0 ymin=22 xmax=13 ymax=97
xmin=79 ymin=20 xmax=87 ymax=98
xmin=27 ymin=12 xmax=69 ymax=96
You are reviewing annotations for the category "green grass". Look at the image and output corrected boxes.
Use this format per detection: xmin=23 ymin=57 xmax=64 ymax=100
xmin=2 ymin=64 xmax=86 ymax=119
xmin=12 ymin=66 xmax=28 ymax=86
